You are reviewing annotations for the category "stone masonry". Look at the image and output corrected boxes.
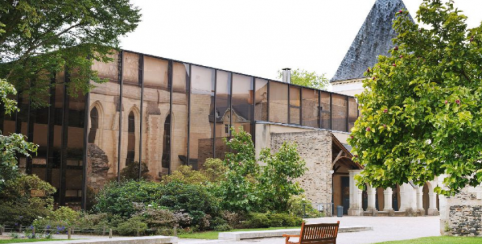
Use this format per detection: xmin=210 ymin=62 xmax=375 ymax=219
xmin=86 ymin=143 xmax=110 ymax=191
xmin=270 ymin=131 xmax=332 ymax=205
xmin=443 ymin=186 xmax=482 ymax=236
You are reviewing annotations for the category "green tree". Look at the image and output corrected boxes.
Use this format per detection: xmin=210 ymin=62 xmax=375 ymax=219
xmin=0 ymin=79 xmax=38 ymax=190
xmin=218 ymin=128 xmax=306 ymax=213
xmin=0 ymin=0 xmax=141 ymax=106
xmin=258 ymin=142 xmax=306 ymax=212
xmin=349 ymin=0 xmax=482 ymax=196
xmin=278 ymin=68 xmax=328 ymax=90
xmin=219 ymin=129 xmax=260 ymax=212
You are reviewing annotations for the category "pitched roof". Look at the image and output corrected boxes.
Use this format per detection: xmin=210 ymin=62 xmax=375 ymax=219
xmin=330 ymin=0 xmax=412 ymax=82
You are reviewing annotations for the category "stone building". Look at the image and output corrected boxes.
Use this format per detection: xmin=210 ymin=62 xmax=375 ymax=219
xmin=330 ymin=0 xmax=440 ymax=217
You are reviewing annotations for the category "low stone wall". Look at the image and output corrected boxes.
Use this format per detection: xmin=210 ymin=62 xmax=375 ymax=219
xmin=442 ymin=186 xmax=482 ymax=236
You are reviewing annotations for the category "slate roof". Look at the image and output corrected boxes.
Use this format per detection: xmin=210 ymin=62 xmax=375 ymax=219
xmin=330 ymin=0 xmax=412 ymax=82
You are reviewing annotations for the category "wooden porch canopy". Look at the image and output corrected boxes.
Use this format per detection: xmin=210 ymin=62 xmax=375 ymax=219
xmin=332 ymin=134 xmax=363 ymax=172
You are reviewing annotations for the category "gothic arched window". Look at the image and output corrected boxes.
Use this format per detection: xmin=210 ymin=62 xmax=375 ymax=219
xmin=88 ymin=107 xmax=99 ymax=143
xmin=126 ymin=111 xmax=135 ymax=165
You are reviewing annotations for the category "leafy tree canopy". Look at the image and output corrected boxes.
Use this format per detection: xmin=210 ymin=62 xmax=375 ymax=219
xmin=278 ymin=68 xmax=328 ymax=90
xmin=0 ymin=79 xmax=38 ymax=189
xmin=350 ymin=0 xmax=482 ymax=196
xmin=0 ymin=0 xmax=141 ymax=106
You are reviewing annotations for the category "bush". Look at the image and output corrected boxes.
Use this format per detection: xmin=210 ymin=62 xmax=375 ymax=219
xmin=117 ymin=216 xmax=148 ymax=236
xmin=50 ymin=207 xmax=80 ymax=226
xmin=0 ymin=174 xmax=55 ymax=226
xmin=161 ymin=165 xmax=209 ymax=185
xmin=221 ymin=211 xmax=242 ymax=228
xmin=156 ymin=182 xmax=220 ymax=228
xmin=94 ymin=180 xmax=220 ymax=229
xmin=120 ymin=161 xmax=151 ymax=181
xmin=203 ymin=158 xmax=228 ymax=182
xmin=33 ymin=206 xmax=81 ymax=232
xmin=214 ymin=223 xmax=232 ymax=231
xmin=287 ymin=194 xmax=323 ymax=218
xmin=217 ymin=128 xmax=306 ymax=213
xmin=161 ymin=159 xmax=227 ymax=185
xmin=245 ymin=213 xmax=270 ymax=228
xmin=269 ymin=213 xmax=302 ymax=227
xmin=94 ymin=180 xmax=163 ymax=217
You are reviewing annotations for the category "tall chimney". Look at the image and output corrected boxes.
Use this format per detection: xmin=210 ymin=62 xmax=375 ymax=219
xmin=282 ymin=68 xmax=291 ymax=83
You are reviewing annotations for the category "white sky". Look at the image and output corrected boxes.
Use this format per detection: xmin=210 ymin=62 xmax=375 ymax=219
xmin=120 ymin=0 xmax=482 ymax=83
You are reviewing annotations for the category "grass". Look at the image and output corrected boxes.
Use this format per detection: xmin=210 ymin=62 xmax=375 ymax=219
xmin=178 ymin=226 xmax=300 ymax=239
xmin=0 ymin=239 xmax=67 ymax=243
xmin=375 ymin=236 xmax=482 ymax=244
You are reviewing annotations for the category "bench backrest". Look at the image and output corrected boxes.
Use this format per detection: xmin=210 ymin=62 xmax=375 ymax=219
xmin=299 ymin=221 xmax=340 ymax=244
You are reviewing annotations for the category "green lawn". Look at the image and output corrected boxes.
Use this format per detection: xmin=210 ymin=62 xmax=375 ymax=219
xmin=0 ymin=239 xmax=67 ymax=243
xmin=375 ymin=236 xmax=482 ymax=244
xmin=178 ymin=226 xmax=300 ymax=239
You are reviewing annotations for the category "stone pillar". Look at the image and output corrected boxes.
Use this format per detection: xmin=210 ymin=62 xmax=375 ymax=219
xmin=428 ymin=191 xmax=439 ymax=215
xmin=348 ymin=170 xmax=363 ymax=216
xmin=367 ymin=185 xmax=377 ymax=213
xmin=398 ymin=184 xmax=410 ymax=212
xmin=416 ymin=187 xmax=424 ymax=215
xmin=410 ymin=186 xmax=417 ymax=210
xmin=383 ymin=187 xmax=393 ymax=211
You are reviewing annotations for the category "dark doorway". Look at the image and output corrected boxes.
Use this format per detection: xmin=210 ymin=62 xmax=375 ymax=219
xmin=162 ymin=114 xmax=171 ymax=169
xmin=341 ymin=176 xmax=350 ymax=215
xmin=126 ymin=111 xmax=135 ymax=165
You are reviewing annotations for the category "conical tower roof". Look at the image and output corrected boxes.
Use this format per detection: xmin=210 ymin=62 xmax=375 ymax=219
xmin=331 ymin=0 xmax=412 ymax=82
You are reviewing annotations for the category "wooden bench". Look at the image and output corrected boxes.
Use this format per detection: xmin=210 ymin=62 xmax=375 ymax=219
xmin=283 ymin=221 xmax=340 ymax=244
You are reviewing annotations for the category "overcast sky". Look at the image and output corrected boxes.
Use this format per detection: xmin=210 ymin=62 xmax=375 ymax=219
xmin=120 ymin=0 xmax=482 ymax=83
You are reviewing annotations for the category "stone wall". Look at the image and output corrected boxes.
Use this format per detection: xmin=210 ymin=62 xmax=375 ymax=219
xmin=270 ymin=131 xmax=332 ymax=205
xmin=442 ymin=186 xmax=482 ymax=236
xmin=86 ymin=143 xmax=110 ymax=191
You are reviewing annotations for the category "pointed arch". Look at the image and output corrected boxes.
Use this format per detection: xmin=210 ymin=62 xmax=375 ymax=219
xmin=88 ymin=101 xmax=105 ymax=145
xmin=125 ymin=106 xmax=141 ymax=166
xmin=162 ymin=112 xmax=171 ymax=169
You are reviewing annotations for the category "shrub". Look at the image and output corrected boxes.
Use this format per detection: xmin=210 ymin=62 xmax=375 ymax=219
xmin=94 ymin=180 xmax=163 ymax=217
xmin=50 ymin=207 xmax=80 ymax=226
xmin=117 ymin=216 xmax=148 ymax=236
xmin=221 ymin=211 xmax=242 ymax=228
xmin=33 ymin=206 xmax=81 ymax=232
xmin=132 ymin=205 xmax=192 ymax=231
xmin=157 ymin=182 xmax=220 ymax=228
xmin=203 ymin=158 xmax=228 ymax=182
xmin=161 ymin=159 xmax=227 ymax=185
xmin=244 ymin=213 xmax=270 ymax=228
xmin=268 ymin=213 xmax=302 ymax=227
xmin=214 ymin=223 xmax=232 ymax=231
xmin=217 ymin=128 xmax=306 ymax=213
xmin=120 ymin=161 xmax=151 ymax=181
xmin=94 ymin=180 xmax=220 ymax=229
xmin=287 ymin=194 xmax=323 ymax=218
xmin=0 ymin=174 xmax=55 ymax=226
xmin=161 ymin=165 xmax=209 ymax=185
